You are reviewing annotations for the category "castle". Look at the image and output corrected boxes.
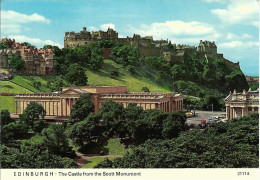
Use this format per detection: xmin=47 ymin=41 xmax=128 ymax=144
xmin=0 ymin=38 xmax=54 ymax=75
xmin=64 ymin=27 xmax=241 ymax=70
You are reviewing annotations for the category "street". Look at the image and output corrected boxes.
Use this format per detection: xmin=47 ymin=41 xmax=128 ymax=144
xmin=186 ymin=110 xmax=225 ymax=126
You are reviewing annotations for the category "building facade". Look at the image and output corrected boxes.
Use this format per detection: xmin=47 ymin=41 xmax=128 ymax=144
xmin=14 ymin=86 xmax=183 ymax=120
xmin=0 ymin=38 xmax=54 ymax=75
xmin=224 ymin=89 xmax=259 ymax=120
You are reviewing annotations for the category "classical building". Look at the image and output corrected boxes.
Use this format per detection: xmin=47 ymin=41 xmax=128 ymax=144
xmin=13 ymin=86 xmax=183 ymax=120
xmin=224 ymin=89 xmax=259 ymax=120
xmin=0 ymin=38 xmax=54 ymax=75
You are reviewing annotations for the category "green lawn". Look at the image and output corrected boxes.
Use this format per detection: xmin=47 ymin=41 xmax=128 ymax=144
xmin=1 ymin=96 xmax=15 ymax=113
xmin=82 ymin=157 xmax=116 ymax=168
xmin=1 ymin=81 xmax=33 ymax=94
xmin=105 ymin=138 xmax=128 ymax=156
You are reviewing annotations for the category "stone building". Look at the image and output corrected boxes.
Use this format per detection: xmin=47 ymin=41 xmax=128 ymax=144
xmin=13 ymin=86 xmax=183 ymax=120
xmin=224 ymin=89 xmax=259 ymax=120
xmin=0 ymin=38 xmax=54 ymax=75
xmin=197 ymin=40 xmax=217 ymax=57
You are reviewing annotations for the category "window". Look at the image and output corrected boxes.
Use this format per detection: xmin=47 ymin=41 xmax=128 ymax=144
xmin=248 ymin=107 xmax=252 ymax=111
xmin=254 ymin=107 xmax=258 ymax=112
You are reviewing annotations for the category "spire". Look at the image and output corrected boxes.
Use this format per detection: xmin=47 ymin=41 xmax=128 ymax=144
xmin=233 ymin=89 xmax=237 ymax=94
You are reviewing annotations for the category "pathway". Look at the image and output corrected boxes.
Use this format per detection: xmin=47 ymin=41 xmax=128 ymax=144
xmin=73 ymin=152 xmax=122 ymax=168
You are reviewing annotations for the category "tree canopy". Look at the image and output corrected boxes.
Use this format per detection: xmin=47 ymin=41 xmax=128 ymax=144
xmin=9 ymin=56 xmax=25 ymax=73
xmin=65 ymin=63 xmax=88 ymax=86
xmin=21 ymin=102 xmax=46 ymax=129
xmin=70 ymin=95 xmax=95 ymax=122
xmin=95 ymin=113 xmax=259 ymax=168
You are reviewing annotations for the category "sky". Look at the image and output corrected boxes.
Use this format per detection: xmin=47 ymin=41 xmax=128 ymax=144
xmin=1 ymin=0 xmax=259 ymax=76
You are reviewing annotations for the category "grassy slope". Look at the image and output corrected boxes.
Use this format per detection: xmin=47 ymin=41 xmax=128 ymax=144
xmin=1 ymin=96 xmax=15 ymax=113
xmin=10 ymin=75 xmax=55 ymax=92
xmin=10 ymin=60 xmax=171 ymax=93
xmin=86 ymin=60 xmax=171 ymax=92
xmin=1 ymin=81 xmax=33 ymax=94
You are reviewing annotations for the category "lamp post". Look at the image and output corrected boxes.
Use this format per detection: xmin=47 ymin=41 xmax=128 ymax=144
xmin=212 ymin=103 xmax=214 ymax=121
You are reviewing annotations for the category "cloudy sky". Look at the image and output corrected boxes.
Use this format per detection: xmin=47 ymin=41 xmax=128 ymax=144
xmin=1 ymin=0 xmax=259 ymax=75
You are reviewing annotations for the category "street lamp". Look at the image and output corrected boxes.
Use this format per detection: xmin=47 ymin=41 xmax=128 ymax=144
xmin=212 ymin=103 xmax=214 ymax=121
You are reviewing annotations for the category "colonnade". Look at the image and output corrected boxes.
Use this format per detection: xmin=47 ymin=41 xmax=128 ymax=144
xmin=15 ymin=97 xmax=78 ymax=116
xmin=226 ymin=106 xmax=259 ymax=120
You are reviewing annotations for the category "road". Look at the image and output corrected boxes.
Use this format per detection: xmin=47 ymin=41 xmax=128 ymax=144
xmin=186 ymin=110 xmax=225 ymax=126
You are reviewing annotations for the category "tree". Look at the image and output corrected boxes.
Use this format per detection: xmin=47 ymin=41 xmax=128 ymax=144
xmin=1 ymin=122 xmax=29 ymax=144
xmin=94 ymin=157 xmax=113 ymax=168
xmin=1 ymin=109 xmax=15 ymax=126
xmin=21 ymin=102 xmax=46 ymax=129
xmin=22 ymin=42 xmax=35 ymax=48
xmin=43 ymin=45 xmax=53 ymax=49
xmin=110 ymin=70 xmax=119 ymax=77
xmin=41 ymin=124 xmax=71 ymax=156
xmin=99 ymin=113 xmax=259 ymax=168
xmin=32 ymin=119 xmax=46 ymax=133
xmin=0 ymin=43 xmax=7 ymax=49
xmin=70 ymin=95 xmax=95 ymax=122
xmin=69 ymin=113 xmax=105 ymax=152
xmin=162 ymin=111 xmax=188 ymax=139
xmin=19 ymin=135 xmax=78 ymax=168
xmin=141 ymin=87 xmax=150 ymax=92
xmin=142 ymin=109 xmax=169 ymax=139
xmin=97 ymin=100 xmax=124 ymax=137
xmin=65 ymin=63 xmax=88 ymax=86
xmin=98 ymin=40 xmax=113 ymax=48
xmin=9 ymin=56 xmax=25 ymax=73
xmin=33 ymin=81 xmax=42 ymax=89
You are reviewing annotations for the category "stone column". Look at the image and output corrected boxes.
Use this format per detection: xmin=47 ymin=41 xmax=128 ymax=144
xmin=61 ymin=98 xmax=63 ymax=116
xmin=65 ymin=98 xmax=67 ymax=116
xmin=48 ymin=101 xmax=51 ymax=116
xmin=242 ymin=107 xmax=244 ymax=117
xmin=52 ymin=101 xmax=54 ymax=116
xmin=230 ymin=108 xmax=233 ymax=120
xmin=226 ymin=106 xmax=229 ymax=119
xmin=15 ymin=101 xmax=17 ymax=114
xmin=69 ymin=98 xmax=72 ymax=115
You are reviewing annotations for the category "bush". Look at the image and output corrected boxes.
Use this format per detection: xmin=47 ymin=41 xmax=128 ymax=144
xmin=33 ymin=119 xmax=46 ymax=133
xmin=141 ymin=87 xmax=150 ymax=92
xmin=110 ymin=70 xmax=119 ymax=77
